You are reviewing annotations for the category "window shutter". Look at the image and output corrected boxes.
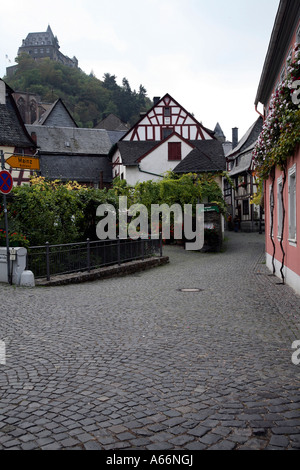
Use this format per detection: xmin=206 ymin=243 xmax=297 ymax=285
xmin=168 ymin=142 xmax=182 ymax=161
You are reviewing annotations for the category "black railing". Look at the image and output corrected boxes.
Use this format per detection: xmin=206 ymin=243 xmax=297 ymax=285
xmin=26 ymin=236 xmax=163 ymax=280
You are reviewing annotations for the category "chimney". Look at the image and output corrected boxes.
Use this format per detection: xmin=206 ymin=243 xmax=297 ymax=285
xmin=153 ymin=97 xmax=160 ymax=106
xmin=31 ymin=132 xmax=37 ymax=144
xmin=0 ymin=80 xmax=6 ymax=105
xmin=232 ymin=127 xmax=238 ymax=149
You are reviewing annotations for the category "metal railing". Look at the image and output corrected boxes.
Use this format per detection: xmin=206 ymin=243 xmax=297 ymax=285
xmin=26 ymin=235 xmax=163 ymax=280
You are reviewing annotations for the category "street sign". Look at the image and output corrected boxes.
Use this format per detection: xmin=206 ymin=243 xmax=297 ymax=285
xmin=6 ymin=155 xmax=40 ymax=171
xmin=0 ymin=171 xmax=13 ymax=195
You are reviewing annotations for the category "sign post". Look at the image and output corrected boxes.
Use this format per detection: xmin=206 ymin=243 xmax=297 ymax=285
xmin=6 ymin=155 xmax=40 ymax=171
xmin=0 ymin=151 xmax=12 ymax=284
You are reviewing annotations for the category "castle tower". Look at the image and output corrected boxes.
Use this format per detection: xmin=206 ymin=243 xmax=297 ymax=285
xmin=6 ymin=25 xmax=78 ymax=77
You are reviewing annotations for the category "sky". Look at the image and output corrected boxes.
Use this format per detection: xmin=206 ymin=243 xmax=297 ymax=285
xmin=0 ymin=0 xmax=280 ymax=142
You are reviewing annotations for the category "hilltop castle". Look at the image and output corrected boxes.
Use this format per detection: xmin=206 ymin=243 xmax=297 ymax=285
xmin=6 ymin=25 xmax=78 ymax=77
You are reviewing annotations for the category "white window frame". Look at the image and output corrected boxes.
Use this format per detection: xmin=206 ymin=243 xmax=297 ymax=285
xmin=277 ymin=176 xmax=283 ymax=239
xmin=288 ymin=163 xmax=297 ymax=245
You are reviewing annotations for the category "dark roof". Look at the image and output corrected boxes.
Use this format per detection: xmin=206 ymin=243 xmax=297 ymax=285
xmin=34 ymin=98 xmax=78 ymax=127
xmin=112 ymin=141 xmax=158 ymax=166
xmin=106 ymin=130 xmax=127 ymax=146
xmin=226 ymin=117 xmax=263 ymax=159
xmin=173 ymin=140 xmax=226 ymax=174
xmin=26 ymin=125 xmax=115 ymax=155
xmin=40 ymin=154 xmax=112 ymax=183
xmin=95 ymin=113 xmax=129 ymax=131
xmin=255 ymin=0 xmax=300 ymax=105
xmin=0 ymin=80 xmax=37 ymax=148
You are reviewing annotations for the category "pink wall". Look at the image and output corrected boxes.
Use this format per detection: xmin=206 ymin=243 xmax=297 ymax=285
xmin=265 ymin=147 xmax=300 ymax=277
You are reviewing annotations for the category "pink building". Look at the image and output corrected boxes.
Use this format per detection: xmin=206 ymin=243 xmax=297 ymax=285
xmin=254 ymin=0 xmax=300 ymax=294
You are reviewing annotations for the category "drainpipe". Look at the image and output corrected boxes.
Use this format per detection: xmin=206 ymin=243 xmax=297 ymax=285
xmin=255 ymin=104 xmax=264 ymax=120
xmin=138 ymin=165 xmax=164 ymax=178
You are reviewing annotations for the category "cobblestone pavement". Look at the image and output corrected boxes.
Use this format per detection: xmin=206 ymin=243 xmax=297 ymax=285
xmin=0 ymin=232 xmax=299 ymax=451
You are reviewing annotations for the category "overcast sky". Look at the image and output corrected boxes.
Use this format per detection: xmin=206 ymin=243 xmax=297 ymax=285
xmin=1 ymin=0 xmax=279 ymax=141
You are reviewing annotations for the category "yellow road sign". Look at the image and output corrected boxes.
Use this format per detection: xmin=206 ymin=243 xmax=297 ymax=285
xmin=6 ymin=155 xmax=40 ymax=171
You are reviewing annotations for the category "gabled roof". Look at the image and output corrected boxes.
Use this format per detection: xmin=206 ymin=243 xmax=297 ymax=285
xmin=94 ymin=113 xmax=129 ymax=131
xmin=226 ymin=117 xmax=263 ymax=159
xmin=111 ymin=141 xmax=158 ymax=166
xmin=173 ymin=140 xmax=226 ymax=174
xmin=120 ymin=93 xmax=216 ymax=141
xmin=228 ymin=117 xmax=263 ymax=177
xmin=26 ymin=125 xmax=114 ymax=155
xmin=136 ymin=132 xmax=195 ymax=163
xmin=0 ymin=79 xmax=37 ymax=148
xmin=34 ymin=98 xmax=78 ymax=127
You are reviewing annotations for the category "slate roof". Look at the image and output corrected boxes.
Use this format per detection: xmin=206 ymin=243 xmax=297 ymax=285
xmin=174 ymin=140 xmax=226 ymax=174
xmin=40 ymin=154 xmax=112 ymax=183
xmin=226 ymin=117 xmax=263 ymax=159
xmin=228 ymin=150 xmax=254 ymax=177
xmin=95 ymin=113 xmax=129 ymax=131
xmin=111 ymin=141 xmax=158 ymax=166
xmin=228 ymin=117 xmax=263 ymax=177
xmin=26 ymin=125 xmax=115 ymax=155
xmin=24 ymin=125 xmax=126 ymax=184
xmin=111 ymin=138 xmax=226 ymax=174
xmin=33 ymin=99 xmax=78 ymax=127
xmin=0 ymin=81 xmax=36 ymax=148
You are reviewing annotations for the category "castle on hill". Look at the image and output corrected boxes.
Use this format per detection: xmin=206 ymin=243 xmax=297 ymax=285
xmin=6 ymin=25 xmax=78 ymax=77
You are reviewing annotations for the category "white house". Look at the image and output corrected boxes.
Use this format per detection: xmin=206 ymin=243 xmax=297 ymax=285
xmin=110 ymin=94 xmax=225 ymax=185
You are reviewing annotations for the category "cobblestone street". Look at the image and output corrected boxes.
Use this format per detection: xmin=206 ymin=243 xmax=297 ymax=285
xmin=0 ymin=231 xmax=299 ymax=451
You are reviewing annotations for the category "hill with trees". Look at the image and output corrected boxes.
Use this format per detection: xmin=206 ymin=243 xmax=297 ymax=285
xmin=4 ymin=54 xmax=153 ymax=128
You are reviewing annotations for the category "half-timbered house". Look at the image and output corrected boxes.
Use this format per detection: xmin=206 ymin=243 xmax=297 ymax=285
xmin=110 ymin=93 xmax=225 ymax=186
xmin=0 ymin=79 xmax=37 ymax=186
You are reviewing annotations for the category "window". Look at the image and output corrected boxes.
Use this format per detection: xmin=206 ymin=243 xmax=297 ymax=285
xmin=288 ymin=164 xmax=297 ymax=241
xmin=168 ymin=142 xmax=182 ymax=161
xmin=277 ymin=176 xmax=283 ymax=238
xmin=243 ymin=199 xmax=249 ymax=216
xmin=164 ymin=107 xmax=170 ymax=117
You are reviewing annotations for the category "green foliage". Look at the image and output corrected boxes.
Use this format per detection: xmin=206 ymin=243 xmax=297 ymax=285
xmin=4 ymin=55 xmax=152 ymax=128
xmin=253 ymin=44 xmax=300 ymax=180
xmin=0 ymin=173 xmax=226 ymax=248
xmin=5 ymin=178 xmax=84 ymax=246
xmin=112 ymin=172 xmax=226 ymax=215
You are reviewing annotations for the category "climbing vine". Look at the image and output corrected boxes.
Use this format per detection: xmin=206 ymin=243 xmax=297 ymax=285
xmin=253 ymin=44 xmax=300 ymax=180
xmin=252 ymin=43 xmax=300 ymax=284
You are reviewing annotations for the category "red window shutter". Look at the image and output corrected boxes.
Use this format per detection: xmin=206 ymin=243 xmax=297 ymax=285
xmin=168 ymin=142 xmax=182 ymax=161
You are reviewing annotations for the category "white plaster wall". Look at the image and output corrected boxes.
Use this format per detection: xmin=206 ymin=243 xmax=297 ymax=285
xmin=139 ymin=135 xmax=193 ymax=179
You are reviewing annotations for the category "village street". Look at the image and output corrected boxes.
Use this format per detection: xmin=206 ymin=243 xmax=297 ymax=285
xmin=0 ymin=231 xmax=299 ymax=451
